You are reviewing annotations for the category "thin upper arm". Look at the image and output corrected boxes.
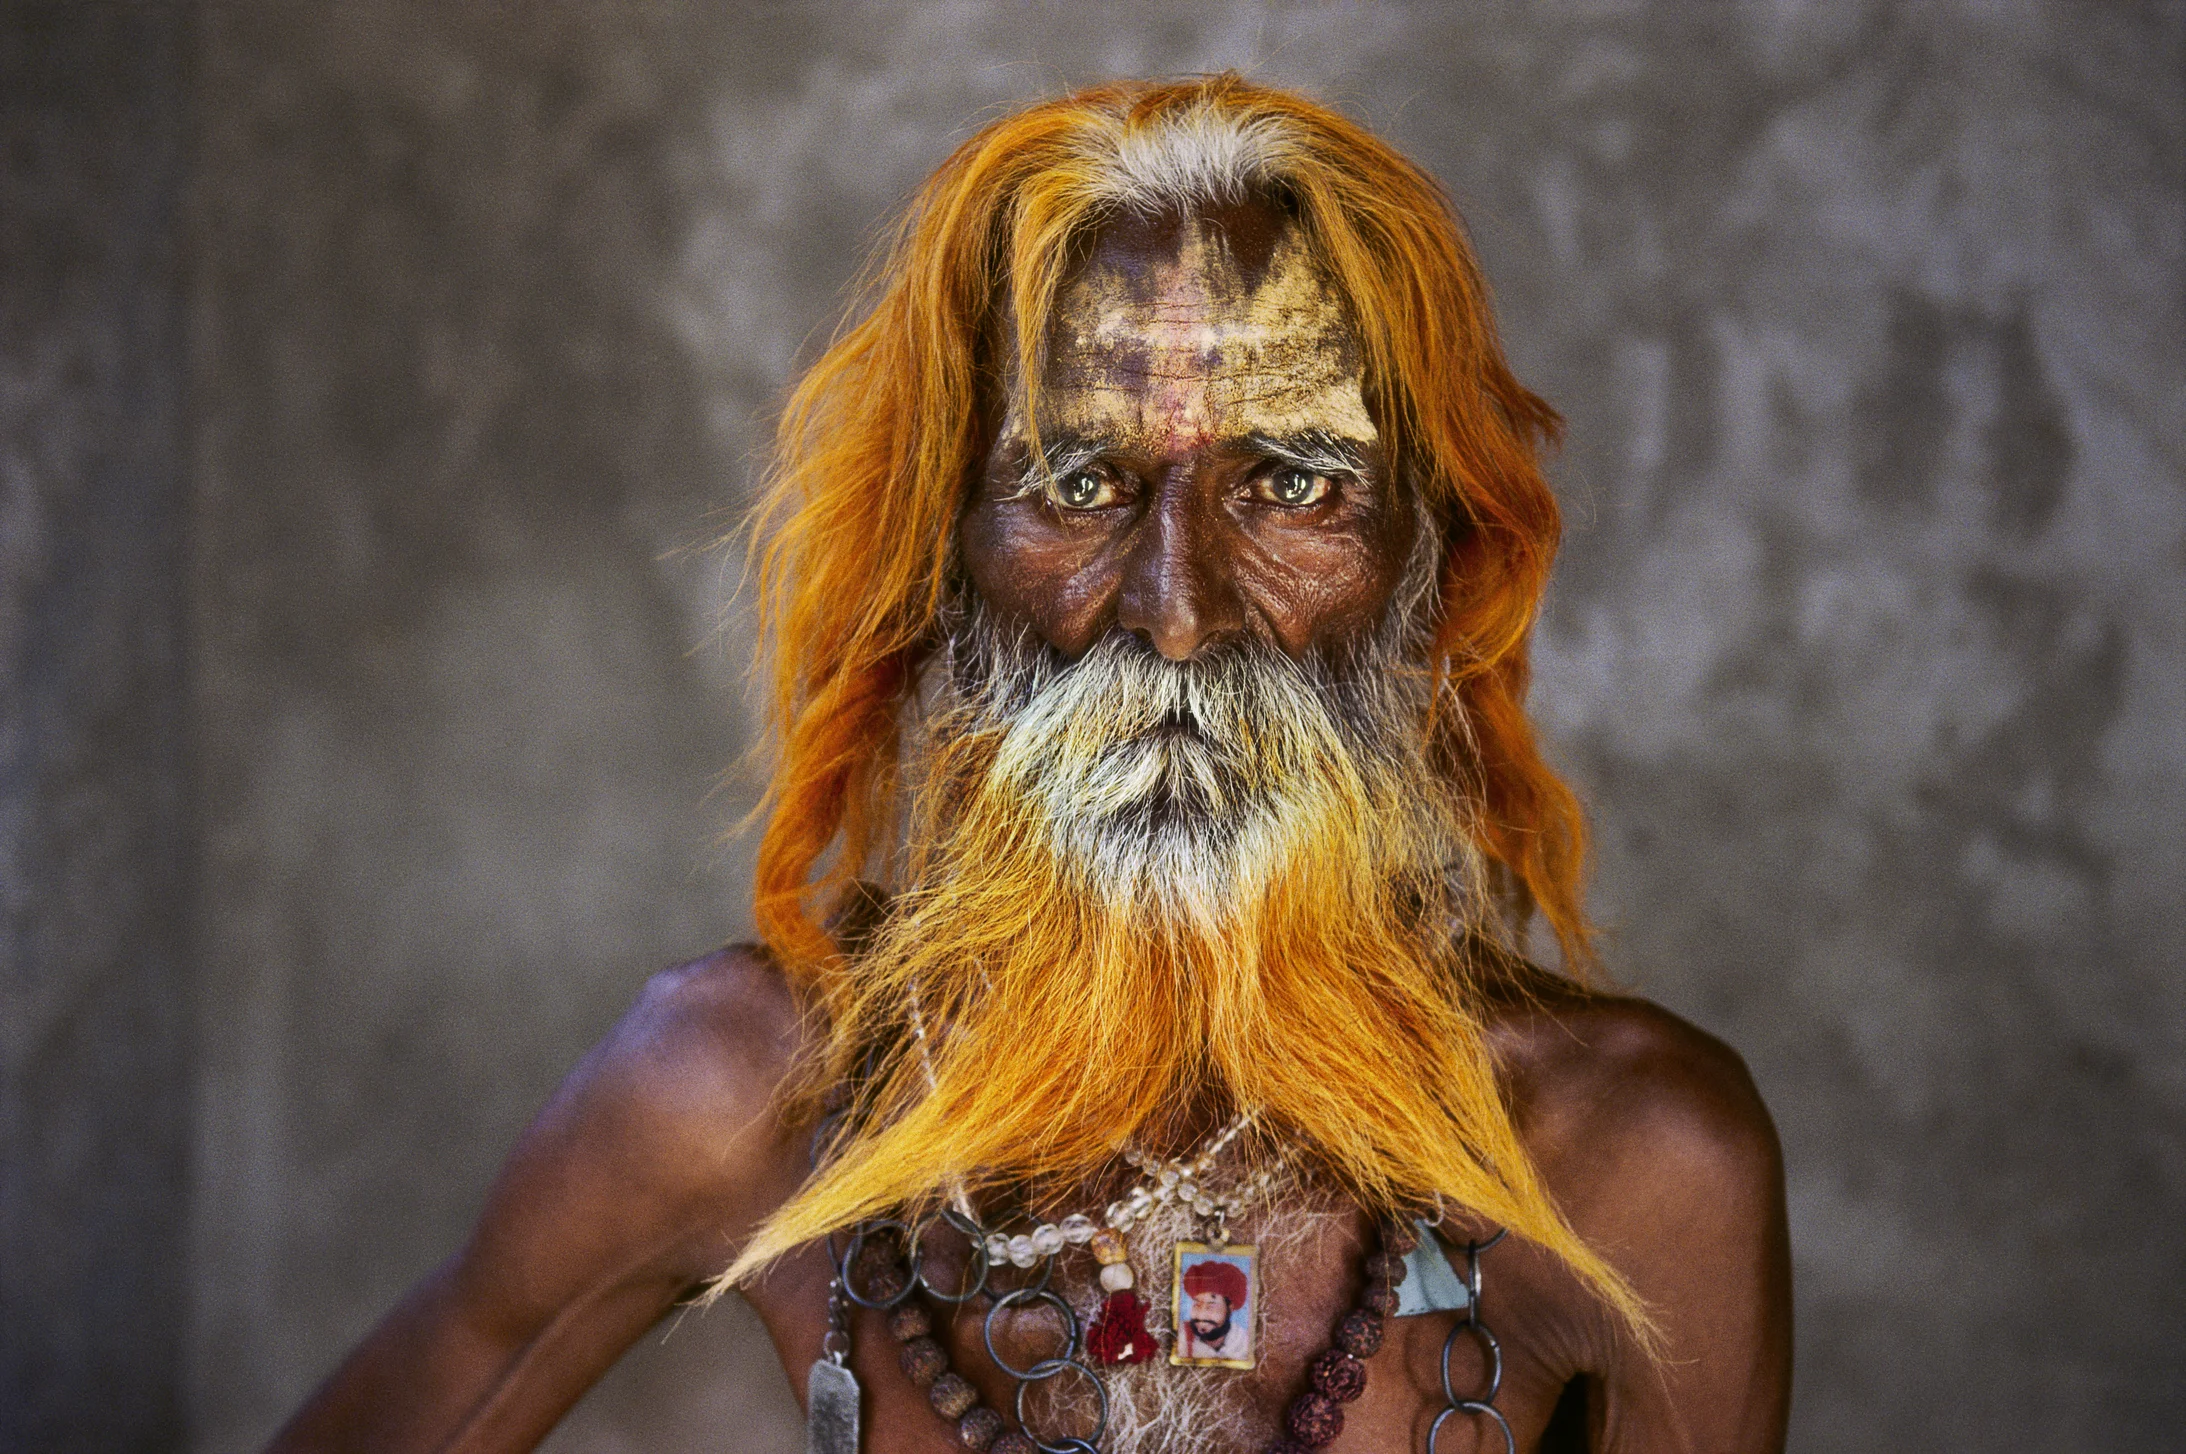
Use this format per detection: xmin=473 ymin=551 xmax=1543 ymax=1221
xmin=1506 ymin=998 xmax=1793 ymax=1454
xmin=269 ymin=946 xmax=808 ymax=1453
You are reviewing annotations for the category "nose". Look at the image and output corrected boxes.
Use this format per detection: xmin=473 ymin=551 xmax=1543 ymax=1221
xmin=1116 ymin=481 xmax=1246 ymax=661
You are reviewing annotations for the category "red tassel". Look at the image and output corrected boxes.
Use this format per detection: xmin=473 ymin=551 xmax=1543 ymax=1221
xmin=1086 ymin=1290 xmax=1157 ymax=1364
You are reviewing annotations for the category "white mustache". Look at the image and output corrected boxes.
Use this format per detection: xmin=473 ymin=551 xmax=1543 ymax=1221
xmin=934 ymin=613 xmax=1437 ymax=916
xmin=987 ymin=633 xmax=1341 ymax=819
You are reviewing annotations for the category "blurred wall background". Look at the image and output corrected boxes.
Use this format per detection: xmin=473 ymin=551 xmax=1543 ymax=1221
xmin=3 ymin=2 xmax=2179 ymax=1451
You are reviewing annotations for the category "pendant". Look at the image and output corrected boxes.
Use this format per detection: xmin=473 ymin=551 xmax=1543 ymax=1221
xmin=1170 ymin=1241 xmax=1259 ymax=1369
xmin=1394 ymin=1219 xmax=1473 ymax=1318
xmin=805 ymin=1357 xmax=861 ymax=1454
xmin=1087 ymin=1288 xmax=1158 ymax=1363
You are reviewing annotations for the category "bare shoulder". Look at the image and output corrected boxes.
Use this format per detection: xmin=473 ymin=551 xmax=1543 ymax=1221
xmin=461 ymin=944 xmax=812 ymax=1295
xmin=591 ymin=944 xmax=804 ymax=1119
xmin=1483 ymin=993 xmax=1793 ymax=1440
xmin=543 ymin=944 xmax=807 ymax=1199
xmin=1487 ymin=991 xmax=1783 ymax=1239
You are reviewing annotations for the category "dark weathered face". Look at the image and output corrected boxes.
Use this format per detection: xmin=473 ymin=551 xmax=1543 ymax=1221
xmin=959 ymin=199 xmax=1421 ymax=662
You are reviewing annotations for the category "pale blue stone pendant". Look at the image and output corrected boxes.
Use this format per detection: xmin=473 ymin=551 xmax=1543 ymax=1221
xmin=1395 ymin=1219 xmax=1473 ymax=1317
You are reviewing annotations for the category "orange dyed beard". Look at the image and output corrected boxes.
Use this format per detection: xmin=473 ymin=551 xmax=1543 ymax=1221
xmin=728 ymin=558 xmax=1596 ymax=1278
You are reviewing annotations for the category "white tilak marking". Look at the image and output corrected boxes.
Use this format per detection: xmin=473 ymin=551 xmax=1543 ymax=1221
xmin=1053 ymin=223 xmax=1377 ymax=448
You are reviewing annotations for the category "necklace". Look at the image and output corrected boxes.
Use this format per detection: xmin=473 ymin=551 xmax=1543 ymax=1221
xmin=807 ymin=1091 xmax=1513 ymax=1453
xmin=899 ymin=984 xmax=1278 ymax=1369
xmin=806 ymin=1010 xmax=1514 ymax=1451
xmin=836 ymin=1211 xmax=1417 ymax=1453
xmin=964 ymin=1112 xmax=1279 ymax=1369
xmin=978 ymin=1111 xmax=1263 ymax=1267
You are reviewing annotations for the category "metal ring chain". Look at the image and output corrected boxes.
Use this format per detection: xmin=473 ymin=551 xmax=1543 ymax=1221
xmin=837 ymin=1217 xmax=1106 ymax=1453
xmin=1427 ymin=1229 xmax=1515 ymax=1454
xmin=817 ymin=1103 xmax=1098 ymax=1449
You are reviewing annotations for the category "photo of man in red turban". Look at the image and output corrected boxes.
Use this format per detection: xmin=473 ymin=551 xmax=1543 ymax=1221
xmin=1179 ymin=1255 xmax=1253 ymax=1365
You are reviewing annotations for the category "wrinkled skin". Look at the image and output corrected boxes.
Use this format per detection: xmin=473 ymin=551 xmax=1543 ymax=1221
xmin=963 ymin=200 xmax=1420 ymax=663
xmin=269 ymin=203 xmax=1791 ymax=1453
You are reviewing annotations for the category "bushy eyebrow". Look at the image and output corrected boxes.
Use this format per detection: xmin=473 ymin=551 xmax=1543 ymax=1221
xmin=1001 ymin=433 xmax=1117 ymax=500
xmin=1244 ymin=429 xmax=1371 ymax=477
xmin=997 ymin=428 xmax=1370 ymax=500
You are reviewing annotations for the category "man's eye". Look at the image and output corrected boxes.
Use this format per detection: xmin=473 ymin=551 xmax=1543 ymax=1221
xmin=1261 ymin=466 xmax=1334 ymax=507
xmin=1049 ymin=467 xmax=1118 ymax=510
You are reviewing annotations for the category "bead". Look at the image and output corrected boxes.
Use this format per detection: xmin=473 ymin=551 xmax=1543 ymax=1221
xmin=956 ymin=1406 xmax=1005 ymax=1450
xmin=1006 ymin=1234 xmax=1037 ymax=1268
xmin=854 ymin=1236 xmax=902 ymax=1271
xmin=1090 ymin=1229 xmax=1128 ymax=1265
xmin=899 ymin=1335 xmax=948 ymax=1387
xmin=1360 ymin=1281 xmax=1400 ymax=1317
xmin=1380 ymin=1219 xmax=1420 ymax=1255
xmin=1059 ymin=1213 xmax=1097 ymax=1244
xmin=1366 ymin=1249 xmax=1409 ymax=1285
xmin=888 ymin=1302 xmax=932 ymax=1341
xmin=861 ymin=1264 xmax=909 ymax=1301
xmin=1285 ymin=1391 xmax=1344 ymax=1447
xmin=1031 ymin=1223 xmax=1065 ymax=1256
xmin=1190 ymin=1194 xmax=1215 ymax=1217
xmin=984 ymin=1234 xmax=1009 ymax=1267
xmin=929 ymin=1371 xmax=978 ymax=1421
xmin=1098 ymin=1260 xmax=1135 ymax=1292
xmin=1308 ymin=1348 xmax=1367 ymax=1403
xmin=991 ymin=1435 xmax=1039 ymax=1454
xmin=1176 ymin=1179 xmax=1198 ymax=1203
xmin=1335 ymin=1308 xmax=1385 ymax=1358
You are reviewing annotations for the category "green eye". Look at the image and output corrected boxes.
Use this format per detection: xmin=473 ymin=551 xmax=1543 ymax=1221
xmin=1266 ymin=467 xmax=1331 ymax=506
xmin=1052 ymin=468 xmax=1110 ymax=510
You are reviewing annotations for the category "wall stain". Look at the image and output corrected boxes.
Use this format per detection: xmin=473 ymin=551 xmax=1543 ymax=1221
xmin=1854 ymin=289 xmax=1952 ymax=513
xmin=1983 ymin=305 xmax=2074 ymax=540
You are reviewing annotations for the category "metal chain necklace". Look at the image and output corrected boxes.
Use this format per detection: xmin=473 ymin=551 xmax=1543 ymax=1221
xmin=1429 ymin=1229 xmax=1515 ymax=1454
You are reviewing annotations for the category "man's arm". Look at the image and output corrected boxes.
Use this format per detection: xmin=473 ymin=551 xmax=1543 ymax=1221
xmin=1507 ymin=997 xmax=1794 ymax=1453
xmin=267 ymin=947 xmax=807 ymax=1453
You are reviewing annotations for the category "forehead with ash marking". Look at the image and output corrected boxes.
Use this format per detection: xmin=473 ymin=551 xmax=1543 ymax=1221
xmin=1004 ymin=201 xmax=1376 ymax=452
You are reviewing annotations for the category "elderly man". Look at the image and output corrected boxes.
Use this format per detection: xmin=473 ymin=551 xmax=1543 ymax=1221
xmin=272 ymin=76 xmax=1790 ymax=1454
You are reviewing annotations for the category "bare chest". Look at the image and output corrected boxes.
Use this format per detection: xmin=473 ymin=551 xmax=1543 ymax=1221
xmin=742 ymin=1204 xmax=1597 ymax=1454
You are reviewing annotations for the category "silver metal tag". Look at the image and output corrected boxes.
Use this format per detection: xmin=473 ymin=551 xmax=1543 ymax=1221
xmin=806 ymin=1358 xmax=861 ymax=1454
xmin=1395 ymin=1220 xmax=1473 ymax=1317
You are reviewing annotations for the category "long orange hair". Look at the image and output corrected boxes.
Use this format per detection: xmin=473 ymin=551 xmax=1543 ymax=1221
xmin=750 ymin=74 xmax=1590 ymax=988
xmin=727 ymin=77 xmax=1651 ymax=1338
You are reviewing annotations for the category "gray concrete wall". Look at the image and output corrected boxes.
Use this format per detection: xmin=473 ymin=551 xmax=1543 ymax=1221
xmin=2 ymin=1 xmax=2177 ymax=1450
xmin=181 ymin=4 xmax=785 ymax=1448
xmin=0 ymin=6 xmax=193 ymax=1450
